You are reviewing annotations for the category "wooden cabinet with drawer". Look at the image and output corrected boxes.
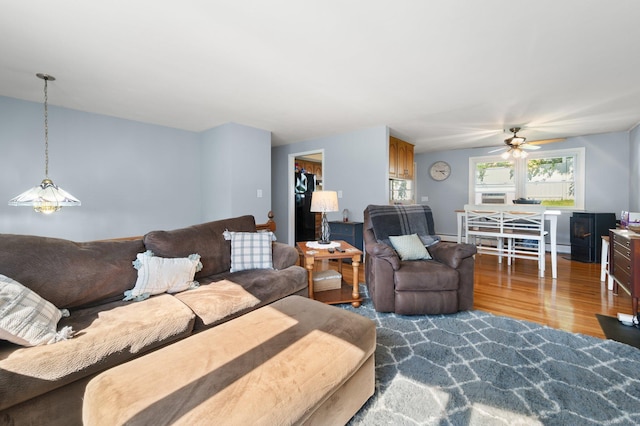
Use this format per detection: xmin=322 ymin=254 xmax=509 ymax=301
xmin=609 ymin=229 xmax=640 ymax=315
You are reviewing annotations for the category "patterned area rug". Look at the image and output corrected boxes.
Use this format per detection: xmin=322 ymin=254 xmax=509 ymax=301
xmin=340 ymin=288 xmax=640 ymax=425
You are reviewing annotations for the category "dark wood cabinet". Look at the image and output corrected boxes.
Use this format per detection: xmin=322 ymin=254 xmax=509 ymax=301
xmin=610 ymin=229 xmax=640 ymax=315
xmin=329 ymin=221 xmax=363 ymax=251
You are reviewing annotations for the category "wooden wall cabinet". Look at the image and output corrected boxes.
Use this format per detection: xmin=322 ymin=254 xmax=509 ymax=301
xmin=610 ymin=229 xmax=640 ymax=315
xmin=295 ymin=159 xmax=322 ymax=178
xmin=389 ymin=136 xmax=414 ymax=179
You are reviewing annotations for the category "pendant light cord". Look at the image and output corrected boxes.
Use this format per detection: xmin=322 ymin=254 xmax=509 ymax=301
xmin=43 ymin=76 xmax=49 ymax=178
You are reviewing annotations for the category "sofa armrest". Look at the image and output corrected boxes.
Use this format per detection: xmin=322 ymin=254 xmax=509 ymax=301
xmin=366 ymin=241 xmax=400 ymax=271
xmin=428 ymin=242 xmax=477 ymax=269
xmin=272 ymin=242 xmax=299 ymax=270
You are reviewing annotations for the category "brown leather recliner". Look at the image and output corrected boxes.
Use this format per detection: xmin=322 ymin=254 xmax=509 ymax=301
xmin=364 ymin=204 xmax=476 ymax=315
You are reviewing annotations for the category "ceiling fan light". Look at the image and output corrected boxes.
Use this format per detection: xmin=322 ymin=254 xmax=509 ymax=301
xmin=501 ymin=150 xmax=511 ymax=160
xmin=509 ymin=136 xmax=526 ymax=146
xmin=512 ymin=148 xmax=522 ymax=158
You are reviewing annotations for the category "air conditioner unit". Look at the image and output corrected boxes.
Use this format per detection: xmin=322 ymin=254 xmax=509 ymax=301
xmin=481 ymin=193 xmax=506 ymax=204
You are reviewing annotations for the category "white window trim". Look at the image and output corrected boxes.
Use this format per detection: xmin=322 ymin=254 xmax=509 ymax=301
xmin=468 ymin=147 xmax=585 ymax=210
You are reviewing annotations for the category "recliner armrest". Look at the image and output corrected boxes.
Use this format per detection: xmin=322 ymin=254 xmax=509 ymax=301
xmin=366 ymin=241 xmax=400 ymax=270
xmin=428 ymin=242 xmax=477 ymax=269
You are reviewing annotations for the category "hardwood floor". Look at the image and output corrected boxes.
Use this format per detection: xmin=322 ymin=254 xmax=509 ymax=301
xmin=324 ymin=252 xmax=632 ymax=339
xmin=472 ymin=253 xmax=629 ymax=339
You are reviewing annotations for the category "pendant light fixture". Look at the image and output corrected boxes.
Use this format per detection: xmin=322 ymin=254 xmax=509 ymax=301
xmin=8 ymin=73 xmax=81 ymax=214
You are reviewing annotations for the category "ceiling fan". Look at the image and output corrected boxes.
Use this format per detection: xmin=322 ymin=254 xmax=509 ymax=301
xmin=489 ymin=127 xmax=564 ymax=159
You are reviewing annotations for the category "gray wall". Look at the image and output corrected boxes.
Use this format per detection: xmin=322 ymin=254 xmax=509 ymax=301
xmin=4 ymin=90 xmax=636 ymax=247
xmin=0 ymin=96 xmax=201 ymax=240
xmin=416 ymin=131 xmax=630 ymax=248
xmin=272 ymin=125 xmax=389 ymax=244
xmin=0 ymin=96 xmax=272 ymax=241
xmin=630 ymin=124 xmax=640 ymax=210
xmin=200 ymin=122 xmax=271 ymax=222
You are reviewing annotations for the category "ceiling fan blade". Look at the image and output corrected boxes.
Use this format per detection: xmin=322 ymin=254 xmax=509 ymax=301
xmin=521 ymin=144 xmax=541 ymax=150
xmin=488 ymin=147 xmax=507 ymax=153
xmin=528 ymin=138 xmax=566 ymax=145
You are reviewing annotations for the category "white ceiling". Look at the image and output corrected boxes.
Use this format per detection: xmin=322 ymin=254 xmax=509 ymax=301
xmin=2 ymin=0 xmax=640 ymax=153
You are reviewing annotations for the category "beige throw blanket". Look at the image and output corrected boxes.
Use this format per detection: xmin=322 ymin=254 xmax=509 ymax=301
xmin=174 ymin=280 xmax=261 ymax=326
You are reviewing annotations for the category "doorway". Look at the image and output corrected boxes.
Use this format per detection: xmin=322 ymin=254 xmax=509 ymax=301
xmin=288 ymin=151 xmax=324 ymax=245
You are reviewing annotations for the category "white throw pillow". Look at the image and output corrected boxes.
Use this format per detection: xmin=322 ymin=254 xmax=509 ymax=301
xmin=0 ymin=274 xmax=74 ymax=346
xmin=223 ymin=231 xmax=276 ymax=272
xmin=124 ymin=250 xmax=202 ymax=302
xmin=389 ymin=234 xmax=432 ymax=261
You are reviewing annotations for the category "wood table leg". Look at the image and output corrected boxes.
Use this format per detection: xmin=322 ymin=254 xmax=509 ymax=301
xmin=351 ymin=254 xmax=361 ymax=307
xmin=304 ymin=255 xmax=315 ymax=299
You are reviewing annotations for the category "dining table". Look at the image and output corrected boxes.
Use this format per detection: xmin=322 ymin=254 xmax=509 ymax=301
xmin=456 ymin=207 xmax=561 ymax=279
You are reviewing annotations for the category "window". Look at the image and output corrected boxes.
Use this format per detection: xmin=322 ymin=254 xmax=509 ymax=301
xmin=390 ymin=178 xmax=414 ymax=204
xmin=469 ymin=148 xmax=585 ymax=209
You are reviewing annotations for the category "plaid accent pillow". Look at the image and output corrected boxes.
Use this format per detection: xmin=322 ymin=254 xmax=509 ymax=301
xmin=223 ymin=231 xmax=275 ymax=272
xmin=0 ymin=274 xmax=74 ymax=346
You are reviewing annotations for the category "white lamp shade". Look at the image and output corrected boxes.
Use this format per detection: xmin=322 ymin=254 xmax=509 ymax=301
xmin=310 ymin=190 xmax=339 ymax=213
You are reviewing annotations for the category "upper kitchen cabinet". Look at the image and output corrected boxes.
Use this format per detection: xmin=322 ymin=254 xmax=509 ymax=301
xmin=295 ymin=159 xmax=322 ymax=178
xmin=389 ymin=136 xmax=414 ymax=179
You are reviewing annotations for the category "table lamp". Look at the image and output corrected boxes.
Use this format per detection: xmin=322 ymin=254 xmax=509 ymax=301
xmin=310 ymin=190 xmax=339 ymax=244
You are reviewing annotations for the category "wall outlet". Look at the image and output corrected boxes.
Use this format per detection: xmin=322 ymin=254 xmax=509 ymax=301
xmin=337 ymin=190 xmax=343 ymax=198
xmin=421 ymin=196 xmax=428 ymax=202
xmin=257 ymin=189 xmax=263 ymax=198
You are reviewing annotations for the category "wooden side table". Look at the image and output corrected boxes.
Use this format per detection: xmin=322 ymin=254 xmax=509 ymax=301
xmin=297 ymin=240 xmax=363 ymax=307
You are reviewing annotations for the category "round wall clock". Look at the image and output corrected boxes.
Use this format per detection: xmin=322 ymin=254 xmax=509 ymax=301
xmin=429 ymin=161 xmax=451 ymax=181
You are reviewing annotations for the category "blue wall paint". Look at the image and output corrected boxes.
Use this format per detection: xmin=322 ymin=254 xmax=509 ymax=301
xmin=1 ymin=97 xmax=273 ymax=241
xmin=630 ymin=124 xmax=640 ymax=210
xmin=4 ymin=92 xmax=635 ymax=248
xmin=200 ymin=122 xmax=271 ymax=222
xmin=272 ymin=126 xmax=389 ymax=244
xmin=0 ymin=96 xmax=202 ymax=240
xmin=416 ymin=131 xmax=630 ymax=247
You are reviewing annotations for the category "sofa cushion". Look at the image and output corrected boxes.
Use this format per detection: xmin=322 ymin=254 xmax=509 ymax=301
xmin=172 ymin=280 xmax=260 ymax=327
xmin=176 ymin=265 xmax=308 ymax=330
xmin=0 ymin=274 xmax=73 ymax=347
xmin=144 ymin=215 xmax=256 ymax=278
xmin=394 ymin=260 xmax=459 ymax=292
xmin=124 ymin=251 xmax=202 ymax=301
xmin=0 ymin=294 xmax=195 ymax=411
xmin=223 ymin=231 xmax=275 ymax=272
xmin=0 ymin=234 xmax=144 ymax=309
xmin=271 ymin=242 xmax=300 ymax=270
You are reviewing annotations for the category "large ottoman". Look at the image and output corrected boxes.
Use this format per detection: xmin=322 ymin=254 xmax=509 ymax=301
xmin=83 ymin=296 xmax=376 ymax=425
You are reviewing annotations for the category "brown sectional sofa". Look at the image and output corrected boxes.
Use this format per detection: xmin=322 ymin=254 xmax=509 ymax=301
xmin=0 ymin=214 xmax=310 ymax=425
